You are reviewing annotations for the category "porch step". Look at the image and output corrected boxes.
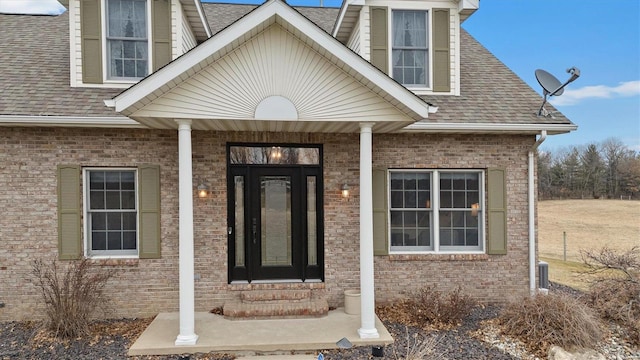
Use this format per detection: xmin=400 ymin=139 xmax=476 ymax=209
xmin=224 ymin=290 xmax=328 ymax=320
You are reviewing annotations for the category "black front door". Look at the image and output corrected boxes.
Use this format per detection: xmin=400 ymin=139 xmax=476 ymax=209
xmin=227 ymin=145 xmax=323 ymax=283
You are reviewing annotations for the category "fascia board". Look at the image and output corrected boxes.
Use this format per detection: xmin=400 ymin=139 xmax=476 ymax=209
xmin=114 ymin=0 xmax=431 ymax=120
xmin=400 ymin=122 xmax=578 ymax=134
xmin=0 ymin=115 xmax=146 ymax=128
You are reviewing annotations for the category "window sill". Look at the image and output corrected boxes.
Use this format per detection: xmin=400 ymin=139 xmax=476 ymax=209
xmin=87 ymin=257 xmax=140 ymax=267
xmin=388 ymin=253 xmax=489 ymax=262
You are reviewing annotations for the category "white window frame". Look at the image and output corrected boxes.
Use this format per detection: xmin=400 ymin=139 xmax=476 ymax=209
xmin=101 ymin=0 xmax=153 ymax=83
xmin=388 ymin=169 xmax=485 ymax=254
xmin=390 ymin=8 xmax=431 ymax=90
xmin=83 ymin=168 xmax=139 ymax=258
xmin=389 ymin=8 xmax=433 ymax=90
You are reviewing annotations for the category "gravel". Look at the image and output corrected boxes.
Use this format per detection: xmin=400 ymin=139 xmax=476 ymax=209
xmin=1 ymin=284 xmax=638 ymax=359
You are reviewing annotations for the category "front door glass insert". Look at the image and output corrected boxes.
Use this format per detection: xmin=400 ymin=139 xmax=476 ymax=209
xmin=261 ymin=176 xmax=292 ymax=266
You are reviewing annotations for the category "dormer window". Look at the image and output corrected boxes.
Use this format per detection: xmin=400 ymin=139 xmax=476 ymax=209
xmin=77 ymin=0 xmax=171 ymax=86
xmin=106 ymin=0 xmax=148 ymax=80
xmin=369 ymin=7 xmax=450 ymax=93
xmin=392 ymin=10 xmax=428 ymax=87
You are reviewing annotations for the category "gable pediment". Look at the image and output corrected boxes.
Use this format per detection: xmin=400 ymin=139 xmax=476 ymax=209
xmin=111 ymin=0 xmax=432 ymax=133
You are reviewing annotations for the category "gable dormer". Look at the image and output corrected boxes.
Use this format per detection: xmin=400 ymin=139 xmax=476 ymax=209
xmin=69 ymin=0 xmax=211 ymax=88
xmin=333 ymin=0 xmax=479 ymax=96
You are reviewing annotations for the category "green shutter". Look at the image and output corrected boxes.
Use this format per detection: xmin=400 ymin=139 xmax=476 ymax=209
xmin=152 ymin=0 xmax=172 ymax=71
xmin=80 ymin=0 xmax=103 ymax=84
xmin=432 ymin=8 xmax=450 ymax=92
xmin=138 ymin=165 xmax=161 ymax=259
xmin=487 ymin=168 xmax=507 ymax=255
xmin=57 ymin=165 xmax=82 ymax=260
xmin=373 ymin=168 xmax=389 ymax=255
xmin=370 ymin=7 xmax=388 ymax=74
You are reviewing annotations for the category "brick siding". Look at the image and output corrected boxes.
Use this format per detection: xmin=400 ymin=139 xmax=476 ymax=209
xmin=0 ymin=127 xmax=537 ymax=321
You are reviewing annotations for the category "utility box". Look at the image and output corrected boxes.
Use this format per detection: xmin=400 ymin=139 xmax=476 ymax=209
xmin=539 ymin=261 xmax=549 ymax=289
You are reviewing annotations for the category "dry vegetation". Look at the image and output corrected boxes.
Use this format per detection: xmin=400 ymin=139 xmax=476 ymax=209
xmin=538 ymin=199 xmax=639 ymax=262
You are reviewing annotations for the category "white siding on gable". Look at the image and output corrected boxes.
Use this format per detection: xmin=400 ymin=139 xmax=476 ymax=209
xmin=171 ymin=0 xmax=197 ymax=57
xmin=69 ymin=0 xmax=82 ymax=86
xmin=132 ymin=24 xmax=412 ymax=125
xmin=346 ymin=19 xmax=360 ymax=54
xmin=181 ymin=12 xmax=197 ymax=53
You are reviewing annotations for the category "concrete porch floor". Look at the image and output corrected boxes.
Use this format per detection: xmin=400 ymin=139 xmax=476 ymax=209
xmin=128 ymin=308 xmax=394 ymax=356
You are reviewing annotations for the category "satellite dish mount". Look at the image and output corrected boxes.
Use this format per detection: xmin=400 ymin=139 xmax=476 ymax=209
xmin=535 ymin=67 xmax=580 ymax=117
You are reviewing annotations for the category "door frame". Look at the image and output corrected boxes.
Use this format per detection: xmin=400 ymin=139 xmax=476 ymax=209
xmin=226 ymin=143 xmax=324 ymax=283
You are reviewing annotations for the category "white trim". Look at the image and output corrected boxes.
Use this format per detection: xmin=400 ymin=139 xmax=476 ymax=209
xmin=529 ymin=130 xmax=546 ymax=295
xmin=112 ymin=0 xmax=430 ymax=120
xmin=192 ymin=0 xmax=212 ymax=38
xmin=358 ymin=122 xmax=379 ymax=339
xmin=102 ymin=0 xmax=153 ymax=82
xmin=401 ymin=122 xmax=577 ymax=134
xmin=0 ymin=115 xmax=145 ymax=128
xmin=69 ymin=0 xmax=78 ymax=87
xmin=387 ymin=169 xmax=485 ymax=254
xmin=176 ymin=119 xmax=198 ymax=346
xmin=83 ymin=167 xmax=140 ymax=258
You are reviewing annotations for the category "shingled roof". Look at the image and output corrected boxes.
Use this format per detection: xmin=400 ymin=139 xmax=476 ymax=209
xmin=0 ymin=2 xmax=573 ymax=129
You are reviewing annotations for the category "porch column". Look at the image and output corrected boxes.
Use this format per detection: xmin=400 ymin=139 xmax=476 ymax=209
xmin=358 ymin=122 xmax=379 ymax=339
xmin=175 ymin=120 xmax=198 ymax=346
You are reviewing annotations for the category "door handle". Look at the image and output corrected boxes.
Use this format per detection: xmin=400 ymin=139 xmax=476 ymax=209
xmin=252 ymin=218 xmax=257 ymax=244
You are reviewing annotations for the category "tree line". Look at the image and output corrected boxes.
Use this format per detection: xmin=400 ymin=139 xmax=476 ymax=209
xmin=538 ymin=138 xmax=640 ymax=200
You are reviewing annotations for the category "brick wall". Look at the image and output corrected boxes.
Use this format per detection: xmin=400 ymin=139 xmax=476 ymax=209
xmin=0 ymin=128 xmax=536 ymax=321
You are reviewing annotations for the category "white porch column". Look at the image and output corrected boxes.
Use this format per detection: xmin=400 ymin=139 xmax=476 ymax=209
xmin=175 ymin=120 xmax=198 ymax=346
xmin=358 ymin=122 xmax=379 ymax=339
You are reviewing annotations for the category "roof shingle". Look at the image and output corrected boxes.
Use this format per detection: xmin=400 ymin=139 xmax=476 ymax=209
xmin=0 ymin=3 xmax=572 ymax=127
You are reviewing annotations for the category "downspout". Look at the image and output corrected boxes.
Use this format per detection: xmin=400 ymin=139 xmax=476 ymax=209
xmin=529 ymin=130 xmax=547 ymax=295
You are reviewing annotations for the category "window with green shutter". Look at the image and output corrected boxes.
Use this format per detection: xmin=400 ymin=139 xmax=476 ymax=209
xmin=371 ymin=7 xmax=450 ymax=91
xmin=57 ymin=165 xmax=161 ymax=259
xmin=374 ymin=169 xmax=497 ymax=254
xmin=80 ymin=0 xmax=171 ymax=83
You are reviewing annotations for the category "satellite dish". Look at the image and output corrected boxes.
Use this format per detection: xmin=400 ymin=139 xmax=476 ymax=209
xmin=535 ymin=67 xmax=580 ymax=117
xmin=536 ymin=69 xmax=565 ymax=97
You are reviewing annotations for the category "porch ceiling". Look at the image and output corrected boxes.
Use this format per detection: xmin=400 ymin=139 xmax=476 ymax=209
xmin=110 ymin=0 xmax=430 ymax=134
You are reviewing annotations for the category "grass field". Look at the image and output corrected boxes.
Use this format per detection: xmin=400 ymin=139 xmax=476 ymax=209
xmin=538 ymin=199 xmax=640 ymax=289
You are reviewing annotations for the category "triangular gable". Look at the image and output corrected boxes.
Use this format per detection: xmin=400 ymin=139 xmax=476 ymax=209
xmin=109 ymin=0 xmax=432 ymax=133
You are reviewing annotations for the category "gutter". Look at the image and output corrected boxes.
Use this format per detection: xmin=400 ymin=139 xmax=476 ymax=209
xmin=529 ymin=130 xmax=547 ymax=295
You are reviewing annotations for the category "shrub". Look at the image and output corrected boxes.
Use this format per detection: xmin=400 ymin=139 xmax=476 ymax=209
xmin=498 ymin=293 xmax=603 ymax=356
xmin=31 ymin=258 xmax=115 ymax=339
xmin=393 ymin=327 xmax=443 ymax=360
xmin=377 ymin=286 xmax=475 ymax=329
xmin=583 ymin=246 xmax=640 ymax=345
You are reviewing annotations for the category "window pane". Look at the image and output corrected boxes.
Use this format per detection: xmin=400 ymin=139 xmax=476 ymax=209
xmin=234 ymin=176 xmax=245 ymax=267
xmin=452 ymin=191 xmax=466 ymax=208
xmin=107 ymin=232 xmax=122 ymax=250
xmin=90 ymin=191 xmax=105 ymax=210
xmin=92 ymin=232 xmax=107 ymax=250
xmin=390 ymin=211 xmax=402 ymax=227
xmin=307 ymin=176 xmax=317 ymax=266
xmin=404 ymin=211 xmax=417 ymax=226
xmin=390 ymin=190 xmax=403 ymax=208
xmin=121 ymin=190 xmax=135 ymax=209
xmin=404 ymin=190 xmax=417 ymax=208
xmin=122 ymin=212 xmax=136 ymax=231
xmin=390 ymin=173 xmax=404 ymax=190
xmin=390 ymin=229 xmax=404 ymax=246
xmin=90 ymin=172 xmax=105 ymax=189
xmin=123 ymin=231 xmax=136 ymax=249
xmin=92 ymin=213 xmax=106 ymax=230
xmin=229 ymin=146 xmax=319 ymax=165
xmin=107 ymin=213 xmax=122 ymax=230
xmin=106 ymin=191 xmax=121 ymax=209
xmin=418 ymin=229 xmax=430 ymax=246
